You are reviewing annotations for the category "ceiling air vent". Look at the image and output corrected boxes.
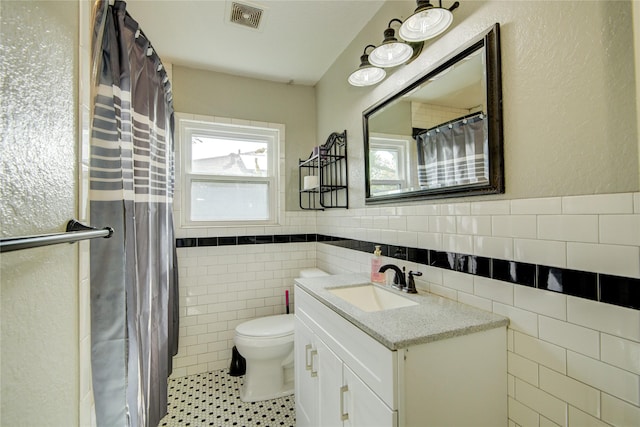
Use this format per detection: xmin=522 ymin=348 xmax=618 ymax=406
xmin=229 ymin=2 xmax=264 ymax=30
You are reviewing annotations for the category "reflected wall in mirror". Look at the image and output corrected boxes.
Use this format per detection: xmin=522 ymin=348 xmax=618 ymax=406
xmin=364 ymin=24 xmax=503 ymax=204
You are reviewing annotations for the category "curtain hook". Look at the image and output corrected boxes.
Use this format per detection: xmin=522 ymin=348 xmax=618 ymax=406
xmin=146 ymin=47 xmax=153 ymax=56
xmin=135 ymin=29 xmax=141 ymax=39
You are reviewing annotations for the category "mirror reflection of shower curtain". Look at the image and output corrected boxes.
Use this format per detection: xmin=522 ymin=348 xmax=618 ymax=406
xmin=416 ymin=114 xmax=488 ymax=188
xmin=89 ymin=2 xmax=179 ymax=426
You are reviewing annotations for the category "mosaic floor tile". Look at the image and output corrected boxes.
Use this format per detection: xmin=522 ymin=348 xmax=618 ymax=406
xmin=160 ymin=369 xmax=295 ymax=426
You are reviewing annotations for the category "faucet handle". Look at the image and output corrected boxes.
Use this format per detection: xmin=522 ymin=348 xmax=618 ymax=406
xmin=405 ymin=271 xmax=422 ymax=294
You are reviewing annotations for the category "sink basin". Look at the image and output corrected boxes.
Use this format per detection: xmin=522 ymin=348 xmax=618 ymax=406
xmin=328 ymin=284 xmax=419 ymax=312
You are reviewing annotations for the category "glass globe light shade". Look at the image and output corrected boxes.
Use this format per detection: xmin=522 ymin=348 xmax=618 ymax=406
xmin=369 ymin=41 xmax=413 ymax=68
xmin=348 ymin=65 xmax=386 ymax=87
xmin=348 ymin=46 xmax=387 ymax=87
xmin=399 ymin=7 xmax=453 ymax=42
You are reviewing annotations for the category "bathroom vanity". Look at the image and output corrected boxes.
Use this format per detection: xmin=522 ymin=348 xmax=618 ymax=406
xmin=294 ymin=273 xmax=509 ymax=427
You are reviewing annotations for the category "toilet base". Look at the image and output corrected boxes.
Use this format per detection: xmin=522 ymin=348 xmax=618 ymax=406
xmin=239 ymin=380 xmax=294 ymax=403
xmin=239 ymin=363 xmax=294 ymax=403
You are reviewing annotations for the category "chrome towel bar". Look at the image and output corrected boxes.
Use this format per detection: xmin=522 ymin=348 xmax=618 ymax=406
xmin=0 ymin=219 xmax=113 ymax=253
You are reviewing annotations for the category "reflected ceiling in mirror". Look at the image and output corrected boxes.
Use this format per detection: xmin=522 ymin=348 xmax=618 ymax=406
xmin=364 ymin=24 xmax=504 ymax=204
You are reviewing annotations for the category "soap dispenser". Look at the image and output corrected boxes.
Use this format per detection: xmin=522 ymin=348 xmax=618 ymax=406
xmin=371 ymin=245 xmax=384 ymax=283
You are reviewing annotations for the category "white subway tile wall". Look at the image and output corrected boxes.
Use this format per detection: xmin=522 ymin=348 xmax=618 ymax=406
xmin=567 ymin=242 xmax=640 ymax=278
xmin=315 ymin=192 xmax=640 ymax=426
xmin=173 ymin=179 xmax=639 ymax=425
xmin=173 ymin=240 xmax=315 ymax=378
xmin=411 ymin=102 xmax=468 ymax=129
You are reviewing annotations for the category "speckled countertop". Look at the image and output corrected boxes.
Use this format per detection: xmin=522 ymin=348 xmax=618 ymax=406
xmin=295 ymin=273 xmax=509 ymax=350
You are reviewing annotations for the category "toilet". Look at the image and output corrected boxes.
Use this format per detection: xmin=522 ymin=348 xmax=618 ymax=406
xmin=233 ymin=268 xmax=329 ymax=402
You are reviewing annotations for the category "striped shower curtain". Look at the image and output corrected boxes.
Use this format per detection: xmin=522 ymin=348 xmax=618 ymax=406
xmin=89 ymin=1 xmax=178 ymax=426
xmin=416 ymin=113 xmax=488 ymax=188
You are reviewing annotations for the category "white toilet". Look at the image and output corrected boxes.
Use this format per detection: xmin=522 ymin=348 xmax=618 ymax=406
xmin=233 ymin=268 xmax=329 ymax=403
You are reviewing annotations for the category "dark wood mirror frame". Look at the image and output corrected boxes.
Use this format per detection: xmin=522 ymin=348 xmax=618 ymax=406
xmin=363 ymin=23 xmax=504 ymax=204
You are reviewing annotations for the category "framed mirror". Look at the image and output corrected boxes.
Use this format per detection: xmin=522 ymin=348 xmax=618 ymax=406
xmin=364 ymin=24 xmax=503 ymax=204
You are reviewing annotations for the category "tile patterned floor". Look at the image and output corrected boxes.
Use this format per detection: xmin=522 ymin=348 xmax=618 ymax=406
xmin=160 ymin=369 xmax=296 ymax=426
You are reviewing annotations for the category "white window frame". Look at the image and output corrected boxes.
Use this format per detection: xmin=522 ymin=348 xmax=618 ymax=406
xmin=369 ymin=133 xmax=412 ymax=193
xmin=177 ymin=114 xmax=280 ymax=227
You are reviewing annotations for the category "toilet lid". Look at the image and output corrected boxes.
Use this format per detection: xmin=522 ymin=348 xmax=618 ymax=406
xmin=236 ymin=314 xmax=294 ymax=338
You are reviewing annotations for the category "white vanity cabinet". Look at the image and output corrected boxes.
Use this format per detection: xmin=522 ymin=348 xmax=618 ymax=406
xmin=294 ymin=283 xmax=507 ymax=427
xmin=295 ymin=289 xmax=396 ymax=427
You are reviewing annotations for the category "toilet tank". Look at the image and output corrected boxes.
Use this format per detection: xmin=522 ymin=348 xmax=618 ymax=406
xmin=298 ymin=268 xmax=329 ymax=278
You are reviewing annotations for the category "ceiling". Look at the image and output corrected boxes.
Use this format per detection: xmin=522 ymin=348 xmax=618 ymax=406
xmin=125 ymin=0 xmax=386 ymax=86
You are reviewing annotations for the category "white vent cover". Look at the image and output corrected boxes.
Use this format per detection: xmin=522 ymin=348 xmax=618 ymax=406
xmin=229 ymin=1 xmax=264 ymax=30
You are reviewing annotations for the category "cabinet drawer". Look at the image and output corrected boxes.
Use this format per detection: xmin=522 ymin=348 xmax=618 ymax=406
xmin=296 ymin=286 xmax=398 ymax=409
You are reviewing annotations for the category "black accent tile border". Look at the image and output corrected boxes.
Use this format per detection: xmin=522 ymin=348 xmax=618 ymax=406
xmin=196 ymin=237 xmax=217 ymax=247
xmin=175 ymin=234 xmax=640 ymax=311
xmin=218 ymin=236 xmax=237 ymax=246
xmin=176 ymin=234 xmax=318 ymax=248
xmin=493 ymin=259 xmax=536 ymax=287
xmin=600 ymin=274 xmax=640 ymax=310
xmin=176 ymin=238 xmax=196 ymax=248
xmin=407 ymin=248 xmax=429 ymax=265
xmin=538 ymin=266 xmax=598 ymax=301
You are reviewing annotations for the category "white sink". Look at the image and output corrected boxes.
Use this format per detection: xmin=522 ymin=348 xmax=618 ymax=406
xmin=328 ymin=284 xmax=419 ymax=312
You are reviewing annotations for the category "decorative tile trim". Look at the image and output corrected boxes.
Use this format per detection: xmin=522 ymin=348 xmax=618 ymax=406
xmin=176 ymin=234 xmax=317 ymax=248
xmin=175 ymin=234 xmax=639 ymax=311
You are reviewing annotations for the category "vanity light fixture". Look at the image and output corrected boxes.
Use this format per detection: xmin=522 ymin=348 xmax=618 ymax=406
xmin=399 ymin=0 xmax=460 ymax=42
xmin=369 ymin=19 xmax=414 ymax=68
xmin=348 ymin=45 xmax=386 ymax=87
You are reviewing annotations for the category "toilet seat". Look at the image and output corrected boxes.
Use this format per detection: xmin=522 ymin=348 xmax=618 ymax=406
xmin=235 ymin=314 xmax=294 ymax=339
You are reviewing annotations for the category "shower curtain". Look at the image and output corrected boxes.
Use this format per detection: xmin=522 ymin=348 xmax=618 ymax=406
xmin=89 ymin=1 xmax=178 ymax=426
xmin=416 ymin=113 xmax=488 ymax=188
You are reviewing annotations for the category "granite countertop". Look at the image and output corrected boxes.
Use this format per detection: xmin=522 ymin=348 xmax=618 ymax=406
xmin=294 ymin=273 xmax=509 ymax=350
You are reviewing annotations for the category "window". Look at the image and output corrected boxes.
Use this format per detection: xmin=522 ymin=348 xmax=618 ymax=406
xmin=178 ymin=115 xmax=280 ymax=226
xmin=369 ymin=135 xmax=412 ymax=195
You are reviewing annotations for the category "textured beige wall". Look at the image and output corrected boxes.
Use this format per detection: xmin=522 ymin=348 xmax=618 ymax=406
xmin=0 ymin=1 xmax=80 ymax=425
xmin=317 ymin=0 xmax=638 ymax=207
xmin=172 ymin=66 xmax=317 ymax=211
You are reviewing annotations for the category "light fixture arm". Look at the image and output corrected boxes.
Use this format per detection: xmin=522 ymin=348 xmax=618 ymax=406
xmin=447 ymin=1 xmax=460 ymax=11
xmin=387 ymin=18 xmax=403 ymax=28
xmin=381 ymin=19 xmax=404 ymax=41
xmin=414 ymin=0 xmax=459 ymax=13
xmin=416 ymin=0 xmax=434 ymax=11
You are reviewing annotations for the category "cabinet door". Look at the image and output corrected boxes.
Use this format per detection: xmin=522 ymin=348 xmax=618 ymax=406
xmin=295 ymin=316 xmax=318 ymax=427
xmin=316 ymin=338 xmax=343 ymax=427
xmin=343 ymin=365 xmax=397 ymax=427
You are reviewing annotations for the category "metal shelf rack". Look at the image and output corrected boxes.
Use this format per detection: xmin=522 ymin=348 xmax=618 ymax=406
xmin=299 ymin=130 xmax=348 ymax=210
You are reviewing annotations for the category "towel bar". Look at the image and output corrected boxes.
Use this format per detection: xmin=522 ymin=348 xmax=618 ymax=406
xmin=0 ymin=219 xmax=113 ymax=253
